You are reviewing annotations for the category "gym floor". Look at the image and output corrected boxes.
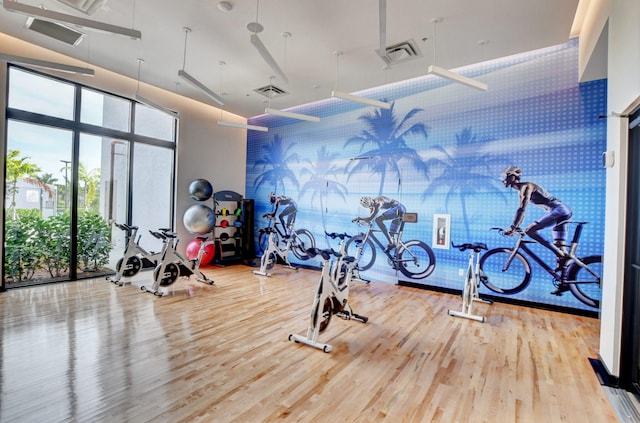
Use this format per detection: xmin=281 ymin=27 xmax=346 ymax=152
xmin=0 ymin=264 xmax=618 ymax=422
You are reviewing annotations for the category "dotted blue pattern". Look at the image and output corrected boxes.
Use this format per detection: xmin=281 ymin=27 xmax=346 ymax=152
xmin=246 ymin=39 xmax=607 ymax=312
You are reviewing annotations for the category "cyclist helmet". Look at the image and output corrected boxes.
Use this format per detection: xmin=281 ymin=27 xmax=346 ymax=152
xmin=502 ymin=166 xmax=522 ymax=187
xmin=269 ymin=192 xmax=276 ymax=204
xmin=360 ymin=196 xmax=373 ymax=208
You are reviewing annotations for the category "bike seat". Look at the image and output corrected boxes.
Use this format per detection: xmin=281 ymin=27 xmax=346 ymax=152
xmin=342 ymin=256 xmax=355 ymax=263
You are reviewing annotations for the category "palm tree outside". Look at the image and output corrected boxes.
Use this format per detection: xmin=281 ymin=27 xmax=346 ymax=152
xmin=5 ymin=149 xmax=53 ymax=219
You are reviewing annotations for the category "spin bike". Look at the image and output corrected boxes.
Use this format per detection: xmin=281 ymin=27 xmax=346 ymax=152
xmin=141 ymin=229 xmax=215 ymax=296
xmin=289 ymin=233 xmax=368 ymax=353
xmin=107 ymin=223 xmax=161 ymax=286
xmin=447 ymin=242 xmax=493 ymax=322
xmin=252 ymin=225 xmax=297 ymax=277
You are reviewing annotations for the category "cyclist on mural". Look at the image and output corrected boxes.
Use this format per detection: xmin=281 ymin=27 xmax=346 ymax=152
xmin=353 ymin=196 xmax=406 ymax=253
xmin=501 ymin=166 xmax=573 ymax=295
xmin=265 ymin=192 xmax=297 ymax=237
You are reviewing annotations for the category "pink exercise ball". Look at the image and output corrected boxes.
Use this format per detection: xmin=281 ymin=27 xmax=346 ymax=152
xmin=185 ymin=239 xmax=215 ymax=264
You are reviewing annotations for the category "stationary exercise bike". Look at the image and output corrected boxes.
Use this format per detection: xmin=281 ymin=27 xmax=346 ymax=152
xmin=289 ymin=232 xmax=368 ymax=353
xmin=252 ymin=225 xmax=297 ymax=277
xmin=447 ymin=242 xmax=493 ymax=322
xmin=140 ymin=229 xmax=215 ymax=296
xmin=107 ymin=223 xmax=161 ymax=286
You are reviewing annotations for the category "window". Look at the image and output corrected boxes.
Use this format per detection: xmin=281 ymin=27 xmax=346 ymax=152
xmin=4 ymin=66 xmax=176 ymax=288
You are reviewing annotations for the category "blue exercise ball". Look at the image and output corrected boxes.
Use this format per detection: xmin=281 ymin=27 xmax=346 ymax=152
xmin=188 ymin=179 xmax=213 ymax=201
xmin=183 ymin=204 xmax=215 ymax=235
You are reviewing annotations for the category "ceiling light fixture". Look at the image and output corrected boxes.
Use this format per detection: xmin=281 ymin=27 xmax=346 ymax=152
xmin=217 ymin=120 xmax=269 ymax=132
xmin=0 ymin=52 xmax=94 ymax=75
xmin=265 ymin=107 xmax=320 ymax=122
xmin=215 ymin=61 xmax=268 ymax=131
xmin=247 ymin=0 xmax=288 ymax=84
xmin=134 ymin=58 xmax=178 ymax=117
xmin=177 ymin=27 xmax=224 ymax=106
xmin=427 ymin=18 xmax=487 ymax=91
xmin=331 ymin=51 xmax=391 ymax=109
xmin=3 ymin=0 xmax=141 ymax=39
xmin=262 ymin=37 xmax=319 ymax=122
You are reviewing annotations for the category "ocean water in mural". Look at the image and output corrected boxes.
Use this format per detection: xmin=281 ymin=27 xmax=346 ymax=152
xmin=246 ymin=38 xmax=606 ymax=312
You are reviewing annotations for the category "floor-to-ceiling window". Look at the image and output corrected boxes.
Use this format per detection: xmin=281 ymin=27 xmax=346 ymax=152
xmin=3 ymin=65 xmax=176 ymax=289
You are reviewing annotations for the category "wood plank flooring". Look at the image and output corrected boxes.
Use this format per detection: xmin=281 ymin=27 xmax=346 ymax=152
xmin=0 ymin=264 xmax=617 ymax=422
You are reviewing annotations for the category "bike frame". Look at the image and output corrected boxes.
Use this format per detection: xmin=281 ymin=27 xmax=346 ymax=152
xmin=108 ymin=223 xmax=160 ymax=285
xmin=503 ymin=223 xmax=599 ymax=284
xmin=289 ymin=244 xmax=367 ymax=353
xmin=448 ymin=243 xmax=492 ymax=322
xmin=141 ymin=231 xmax=214 ymax=296
xmin=252 ymin=227 xmax=297 ymax=277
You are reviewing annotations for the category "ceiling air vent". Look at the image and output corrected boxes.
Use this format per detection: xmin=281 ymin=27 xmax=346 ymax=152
xmin=377 ymin=39 xmax=423 ymax=66
xmin=254 ymin=84 xmax=288 ymax=99
xmin=55 ymin=0 xmax=107 ymax=15
xmin=25 ymin=17 xmax=85 ymax=46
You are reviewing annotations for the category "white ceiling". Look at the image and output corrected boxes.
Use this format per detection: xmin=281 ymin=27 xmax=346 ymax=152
xmin=0 ymin=0 xmax=581 ymax=118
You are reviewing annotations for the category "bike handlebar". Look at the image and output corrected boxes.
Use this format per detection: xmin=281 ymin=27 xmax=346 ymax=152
xmin=325 ymin=231 xmax=351 ymax=240
xmin=305 ymin=247 xmax=341 ymax=261
xmin=490 ymin=227 xmax=525 ymax=237
xmin=451 ymin=242 xmax=487 ymax=252
xmin=352 ymin=218 xmax=371 ymax=227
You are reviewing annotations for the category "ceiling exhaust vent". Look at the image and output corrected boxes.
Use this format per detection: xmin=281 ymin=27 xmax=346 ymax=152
xmin=254 ymin=84 xmax=288 ymax=99
xmin=377 ymin=39 xmax=422 ymax=66
xmin=25 ymin=17 xmax=85 ymax=46
xmin=55 ymin=0 xmax=107 ymax=15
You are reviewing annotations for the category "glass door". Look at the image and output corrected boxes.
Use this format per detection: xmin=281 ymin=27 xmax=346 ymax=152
xmin=4 ymin=120 xmax=73 ymax=287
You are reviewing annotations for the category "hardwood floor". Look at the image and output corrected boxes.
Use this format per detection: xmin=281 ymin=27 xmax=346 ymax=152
xmin=0 ymin=264 xmax=617 ymax=422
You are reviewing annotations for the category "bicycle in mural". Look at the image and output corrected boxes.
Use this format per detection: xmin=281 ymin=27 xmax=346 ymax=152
xmin=345 ymin=217 xmax=436 ymax=279
xmin=478 ymin=221 xmax=602 ymax=308
xmin=257 ymin=214 xmax=316 ymax=261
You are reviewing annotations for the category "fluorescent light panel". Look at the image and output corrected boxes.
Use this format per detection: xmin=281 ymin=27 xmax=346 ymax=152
xmin=178 ymin=69 xmax=224 ymax=105
xmin=3 ymin=1 xmax=141 ymax=39
xmin=0 ymin=53 xmax=94 ymax=75
xmin=250 ymin=33 xmax=288 ymax=84
xmin=265 ymin=108 xmax=320 ymax=122
xmin=331 ymin=90 xmax=391 ymax=109
xmin=135 ymin=94 xmax=178 ymax=117
xmin=217 ymin=120 xmax=268 ymax=132
xmin=427 ymin=65 xmax=488 ymax=91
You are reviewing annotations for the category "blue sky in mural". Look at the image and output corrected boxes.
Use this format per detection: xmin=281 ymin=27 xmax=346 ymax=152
xmin=246 ymin=38 xmax=607 ymax=312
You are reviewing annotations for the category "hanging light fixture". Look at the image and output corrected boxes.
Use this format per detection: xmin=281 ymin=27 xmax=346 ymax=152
xmin=135 ymin=58 xmax=178 ymax=117
xmin=264 ymin=35 xmax=320 ymax=122
xmin=177 ymin=27 xmax=225 ymax=106
xmin=331 ymin=51 xmax=391 ymax=109
xmin=0 ymin=52 xmax=94 ymax=76
xmin=247 ymin=0 xmax=288 ymax=84
xmin=427 ymin=18 xmax=487 ymax=91
xmin=3 ymin=1 xmax=141 ymax=39
xmin=215 ymin=61 xmax=268 ymax=131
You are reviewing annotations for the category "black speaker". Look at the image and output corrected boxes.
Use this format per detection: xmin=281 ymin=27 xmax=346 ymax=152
xmin=241 ymin=199 xmax=255 ymax=259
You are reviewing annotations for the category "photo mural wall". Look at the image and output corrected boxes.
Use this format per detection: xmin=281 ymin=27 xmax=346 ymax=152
xmin=245 ymin=38 xmax=606 ymax=313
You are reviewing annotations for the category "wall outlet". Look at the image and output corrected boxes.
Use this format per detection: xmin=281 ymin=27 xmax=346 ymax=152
xmin=458 ymin=269 xmax=465 ymax=276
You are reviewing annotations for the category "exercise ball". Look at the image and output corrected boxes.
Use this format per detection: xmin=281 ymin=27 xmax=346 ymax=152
xmin=183 ymin=204 xmax=215 ymax=235
xmin=185 ymin=239 xmax=215 ymax=264
xmin=188 ymin=179 xmax=213 ymax=201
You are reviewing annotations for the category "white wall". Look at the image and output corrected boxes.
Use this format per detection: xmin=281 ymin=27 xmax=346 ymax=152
xmin=0 ymin=33 xmax=248 ymax=254
xmin=599 ymin=0 xmax=640 ymax=376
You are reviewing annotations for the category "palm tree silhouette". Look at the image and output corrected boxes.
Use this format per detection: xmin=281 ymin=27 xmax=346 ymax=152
xmin=253 ymin=133 xmax=300 ymax=195
xmin=299 ymin=145 xmax=348 ymax=233
xmin=423 ymin=127 xmax=506 ymax=240
xmin=344 ymin=101 xmax=429 ymax=195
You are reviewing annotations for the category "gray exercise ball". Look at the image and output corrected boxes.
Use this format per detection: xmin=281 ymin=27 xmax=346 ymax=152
xmin=188 ymin=178 xmax=213 ymax=201
xmin=183 ymin=204 xmax=215 ymax=235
